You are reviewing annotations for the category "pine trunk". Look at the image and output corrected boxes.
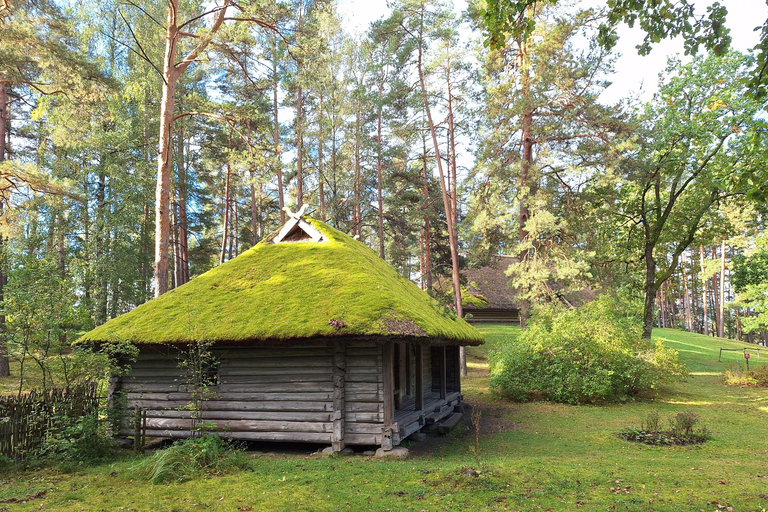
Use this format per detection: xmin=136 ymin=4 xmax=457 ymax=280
xmin=154 ymin=1 xmax=180 ymax=297
xmin=0 ymin=81 xmax=10 ymax=378
xmin=700 ymin=245 xmax=709 ymax=335
xmin=415 ymin=7 xmax=462 ymax=325
xmin=377 ymin=81 xmax=385 ymax=260
xmin=273 ymin=36 xmax=285 ymax=224
xmin=718 ymin=239 xmax=726 ymax=338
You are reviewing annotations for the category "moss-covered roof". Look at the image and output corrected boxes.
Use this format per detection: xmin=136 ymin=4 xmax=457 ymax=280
xmin=78 ymin=218 xmax=483 ymax=346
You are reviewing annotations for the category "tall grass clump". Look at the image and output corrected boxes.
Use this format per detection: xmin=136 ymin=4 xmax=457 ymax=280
xmin=489 ymin=294 xmax=687 ymax=404
xmin=134 ymin=434 xmax=251 ymax=484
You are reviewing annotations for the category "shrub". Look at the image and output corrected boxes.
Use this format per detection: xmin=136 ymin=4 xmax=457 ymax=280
xmin=618 ymin=410 xmax=710 ymax=446
xmin=723 ymin=362 xmax=768 ymax=387
xmin=134 ymin=434 xmax=251 ymax=484
xmin=489 ymin=295 xmax=687 ymax=404
xmin=41 ymin=415 xmax=116 ymax=469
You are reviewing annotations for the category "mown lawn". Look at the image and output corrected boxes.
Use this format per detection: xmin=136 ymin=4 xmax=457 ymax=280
xmin=1 ymin=326 xmax=767 ymax=512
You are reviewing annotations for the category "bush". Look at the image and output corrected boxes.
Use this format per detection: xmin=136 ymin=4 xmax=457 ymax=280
xmin=489 ymin=295 xmax=687 ymax=404
xmin=618 ymin=410 xmax=710 ymax=445
xmin=723 ymin=362 xmax=768 ymax=387
xmin=41 ymin=415 xmax=115 ymax=469
xmin=134 ymin=434 xmax=251 ymax=484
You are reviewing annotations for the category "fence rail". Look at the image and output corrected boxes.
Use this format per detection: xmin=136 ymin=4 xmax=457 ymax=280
xmin=0 ymin=384 xmax=100 ymax=459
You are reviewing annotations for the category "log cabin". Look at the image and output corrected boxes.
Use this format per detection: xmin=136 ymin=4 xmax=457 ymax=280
xmin=78 ymin=212 xmax=484 ymax=452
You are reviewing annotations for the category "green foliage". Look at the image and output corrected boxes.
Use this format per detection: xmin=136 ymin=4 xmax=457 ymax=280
xmin=731 ymin=234 xmax=768 ymax=333
xmin=722 ymin=361 xmax=768 ymax=387
xmin=489 ymin=295 xmax=687 ymax=404
xmin=41 ymin=415 xmax=115 ymax=470
xmin=617 ymin=410 xmax=711 ymax=446
xmin=133 ymin=434 xmax=251 ymax=484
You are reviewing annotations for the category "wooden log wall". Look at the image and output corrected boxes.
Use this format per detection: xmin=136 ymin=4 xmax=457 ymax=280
xmin=116 ymin=341 xmax=385 ymax=448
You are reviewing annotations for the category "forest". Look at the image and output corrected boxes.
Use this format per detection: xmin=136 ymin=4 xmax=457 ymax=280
xmin=1 ymin=0 xmax=768 ymax=386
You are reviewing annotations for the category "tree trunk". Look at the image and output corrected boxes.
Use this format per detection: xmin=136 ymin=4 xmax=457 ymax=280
xmin=421 ymin=148 xmax=432 ymax=291
xmin=250 ymin=170 xmax=259 ymax=245
xmin=220 ymin=157 xmax=232 ymax=265
xmin=415 ymin=7 xmax=462 ymax=325
xmin=273 ymin=34 xmax=285 ymax=224
xmin=376 ymin=81 xmax=385 ymax=260
xmin=711 ymin=245 xmax=721 ymax=337
xmin=296 ymin=84 xmax=304 ymax=208
xmin=318 ymin=92 xmax=326 ymax=221
xmin=718 ymin=239 xmax=726 ymax=338
xmin=0 ymin=81 xmax=10 ymax=378
xmin=175 ymin=128 xmax=189 ymax=286
xmin=681 ymin=250 xmax=693 ymax=331
xmin=354 ymin=105 xmax=361 ymax=237
xmin=154 ymin=6 xmax=180 ymax=297
xmin=700 ymin=245 xmax=708 ymax=336
xmin=642 ymin=244 xmax=657 ymax=339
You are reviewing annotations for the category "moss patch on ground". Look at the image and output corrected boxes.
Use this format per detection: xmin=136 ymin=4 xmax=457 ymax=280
xmin=78 ymin=219 xmax=482 ymax=346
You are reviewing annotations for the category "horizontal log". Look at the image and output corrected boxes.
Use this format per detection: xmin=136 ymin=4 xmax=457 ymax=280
xmin=223 ymin=356 xmax=332 ymax=368
xmin=149 ymin=410 xmax=332 ymax=422
xmin=345 ymin=347 xmax=381 ymax=357
xmin=346 ymin=356 xmax=382 ymax=368
xmin=217 ymin=367 xmax=333 ymax=377
xmin=128 ymin=369 xmax=186 ymax=378
xmin=215 ymin=381 xmax=332 ymax=392
xmin=345 ymin=412 xmax=383 ymax=423
xmin=215 ymin=375 xmax=332 ymax=386
xmin=345 ymin=392 xmax=381 ymax=402
xmin=125 ymin=429 xmax=332 ymax=443
xmin=126 ymin=391 xmax=333 ymax=402
xmin=221 ymin=366 xmax=334 ymax=376
xmin=121 ymin=383 xmax=184 ymax=393
xmin=346 ymin=423 xmax=386 ymax=435
xmin=344 ymin=402 xmax=383 ymax=413
xmin=345 ymin=374 xmax=382 ymax=384
xmin=344 ymin=433 xmax=380 ymax=445
xmin=127 ymin=400 xmax=332 ymax=412
xmin=145 ymin=418 xmax=333 ymax=433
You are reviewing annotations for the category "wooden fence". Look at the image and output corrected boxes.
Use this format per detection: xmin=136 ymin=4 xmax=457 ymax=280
xmin=0 ymin=384 xmax=100 ymax=459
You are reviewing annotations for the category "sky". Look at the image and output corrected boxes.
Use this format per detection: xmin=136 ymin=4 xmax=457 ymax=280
xmin=337 ymin=0 xmax=768 ymax=104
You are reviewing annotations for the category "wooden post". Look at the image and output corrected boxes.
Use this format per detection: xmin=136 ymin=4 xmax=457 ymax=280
xmin=332 ymin=342 xmax=346 ymax=452
xmin=439 ymin=346 xmax=447 ymax=400
xmin=453 ymin=346 xmax=461 ymax=393
xmin=415 ymin=345 xmax=424 ymax=412
xmin=383 ymin=341 xmax=394 ymax=427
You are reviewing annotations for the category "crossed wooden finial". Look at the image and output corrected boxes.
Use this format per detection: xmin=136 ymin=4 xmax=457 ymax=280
xmin=283 ymin=204 xmax=308 ymax=220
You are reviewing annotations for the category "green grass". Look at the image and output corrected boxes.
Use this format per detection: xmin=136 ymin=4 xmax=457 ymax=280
xmin=2 ymin=326 xmax=768 ymax=511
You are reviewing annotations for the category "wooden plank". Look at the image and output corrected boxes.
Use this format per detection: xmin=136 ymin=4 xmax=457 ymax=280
xmin=382 ymin=341 xmax=394 ymax=427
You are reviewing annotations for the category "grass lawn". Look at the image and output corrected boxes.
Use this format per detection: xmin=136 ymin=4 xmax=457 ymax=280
xmin=1 ymin=326 xmax=767 ymax=511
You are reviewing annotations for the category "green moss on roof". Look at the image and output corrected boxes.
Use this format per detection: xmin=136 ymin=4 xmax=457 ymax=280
xmin=79 ymin=219 xmax=483 ymax=346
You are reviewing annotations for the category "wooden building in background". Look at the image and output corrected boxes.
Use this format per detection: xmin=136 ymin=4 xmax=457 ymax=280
xmin=78 ymin=213 xmax=483 ymax=452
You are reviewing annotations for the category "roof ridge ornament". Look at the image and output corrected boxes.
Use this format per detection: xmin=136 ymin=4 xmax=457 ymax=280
xmin=273 ymin=205 xmax=327 ymax=244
